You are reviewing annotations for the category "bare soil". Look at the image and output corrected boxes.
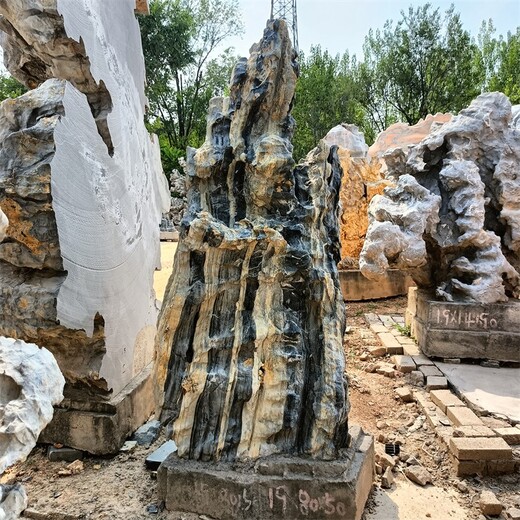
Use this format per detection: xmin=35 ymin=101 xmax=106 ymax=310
xmin=2 ymin=294 xmax=518 ymax=519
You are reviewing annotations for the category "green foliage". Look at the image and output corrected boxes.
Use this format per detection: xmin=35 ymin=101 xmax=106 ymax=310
xmin=358 ymin=4 xmax=483 ymax=129
xmin=394 ymin=323 xmax=412 ymax=337
xmin=292 ymin=46 xmax=368 ymax=161
xmin=138 ymin=0 xmax=242 ymax=173
xmin=479 ymin=23 xmax=520 ymax=103
xmin=0 ymin=75 xmax=26 ymax=102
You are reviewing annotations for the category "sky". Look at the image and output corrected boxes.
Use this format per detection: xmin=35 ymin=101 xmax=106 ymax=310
xmin=226 ymin=0 xmax=520 ymax=59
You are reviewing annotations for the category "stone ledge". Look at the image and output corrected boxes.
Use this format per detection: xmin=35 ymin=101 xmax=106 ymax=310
xmin=449 ymin=437 xmax=512 ymax=461
xmin=407 ymin=288 xmax=520 ymax=363
xmin=338 ymin=269 xmax=414 ymax=302
xmin=157 ymin=425 xmax=374 ymax=520
xmin=39 ymin=364 xmax=154 ymax=455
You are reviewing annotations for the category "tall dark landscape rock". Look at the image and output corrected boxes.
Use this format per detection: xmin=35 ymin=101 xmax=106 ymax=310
xmin=155 ymin=20 xmax=348 ymax=462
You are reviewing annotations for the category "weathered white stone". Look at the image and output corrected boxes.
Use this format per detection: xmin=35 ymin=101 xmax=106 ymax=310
xmin=324 ymin=124 xmax=368 ymax=158
xmin=0 ymin=209 xmax=6 ymax=242
xmin=360 ymin=93 xmax=520 ymax=303
xmin=0 ymin=337 xmax=64 ymax=473
xmin=0 ymin=484 xmax=27 ymax=520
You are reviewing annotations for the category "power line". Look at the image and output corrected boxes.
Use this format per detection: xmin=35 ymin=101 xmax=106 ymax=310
xmin=270 ymin=0 xmax=298 ymax=52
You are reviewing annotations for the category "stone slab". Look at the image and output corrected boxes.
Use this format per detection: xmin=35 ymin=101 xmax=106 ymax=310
xmin=39 ymin=364 xmax=154 ymax=455
xmin=426 ymin=376 xmax=448 ymax=390
xmin=430 ymin=390 xmax=465 ymax=413
xmin=393 ymin=355 xmax=416 ymax=373
xmin=449 ymin=437 xmax=512 ymax=461
xmin=339 ymin=269 xmax=414 ymax=302
xmin=145 ymin=440 xmax=178 ymax=470
xmin=493 ymin=428 xmax=520 ymax=445
xmin=378 ymin=332 xmax=401 ymax=348
xmin=407 ymin=289 xmax=520 ymax=362
xmin=446 ymin=406 xmax=484 ymax=427
xmin=453 ymin=426 xmax=496 ymax=438
xmin=450 ymin=456 xmax=516 ymax=477
xmin=435 ymin=362 xmax=520 ymax=423
xmin=158 ymin=426 xmax=374 ymax=520
xmin=412 ymin=355 xmax=434 ymax=366
xmin=420 ymin=366 xmax=443 ymax=378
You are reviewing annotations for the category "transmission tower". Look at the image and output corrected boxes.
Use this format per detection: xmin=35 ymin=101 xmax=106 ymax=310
xmin=270 ymin=0 xmax=299 ymax=52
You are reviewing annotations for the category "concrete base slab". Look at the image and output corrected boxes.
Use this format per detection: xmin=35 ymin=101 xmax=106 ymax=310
xmin=157 ymin=425 xmax=374 ymax=520
xmin=406 ymin=288 xmax=520 ymax=363
xmin=39 ymin=364 xmax=155 ymax=455
xmin=339 ymin=269 xmax=414 ymax=301
xmin=435 ymin=362 xmax=520 ymax=423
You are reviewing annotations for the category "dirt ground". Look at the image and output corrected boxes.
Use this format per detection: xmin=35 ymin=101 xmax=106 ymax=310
xmin=2 ymin=246 xmax=519 ymax=520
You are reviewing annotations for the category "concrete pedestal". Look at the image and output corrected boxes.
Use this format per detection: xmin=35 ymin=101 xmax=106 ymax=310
xmin=406 ymin=288 xmax=520 ymax=363
xmin=339 ymin=269 xmax=414 ymax=301
xmin=157 ymin=425 xmax=374 ymax=520
xmin=39 ymin=364 xmax=154 ymax=455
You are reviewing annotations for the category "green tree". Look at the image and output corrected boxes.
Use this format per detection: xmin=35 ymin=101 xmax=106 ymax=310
xmin=479 ymin=22 xmax=520 ymax=103
xmin=138 ymin=0 xmax=243 ymax=173
xmin=359 ymin=4 xmax=483 ymax=129
xmin=292 ymin=46 xmax=366 ymax=161
xmin=0 ymin=74 xmax=26 ymax=102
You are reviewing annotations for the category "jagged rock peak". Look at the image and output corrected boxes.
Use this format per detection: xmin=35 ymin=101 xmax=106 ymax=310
xmin=155 ymin=20 xmax=348 ymax=462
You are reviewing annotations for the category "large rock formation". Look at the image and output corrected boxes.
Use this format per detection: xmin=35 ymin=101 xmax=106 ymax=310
xmin=329 ymin=116 xmax=451 ymax=268
xmin=0 ymin=0 xmax=168 ymax=404
xmin=0 ymin=337 xmax=64 ymax=519
xmin=367 ymin=114 xmax=452 ymax=176
xmin=361 ymin=93 xmax=520 ymax=303
xmin=324 ymin=125 xmax=390 ymax=266
xmin=155 ymin=20 xmax=348 ymax=462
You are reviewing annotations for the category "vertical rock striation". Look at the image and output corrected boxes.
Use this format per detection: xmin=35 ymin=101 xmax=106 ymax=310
xmin=361 ymin=93 xmax=520 ymax=303
xmin=155 ymin=20 xmax=348 ymax=462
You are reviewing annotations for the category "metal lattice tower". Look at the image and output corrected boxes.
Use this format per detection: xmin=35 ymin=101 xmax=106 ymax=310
xmin=270 ymin=0 xmax=299 ymax=52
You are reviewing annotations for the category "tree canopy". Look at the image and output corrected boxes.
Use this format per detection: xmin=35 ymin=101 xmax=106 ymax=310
xmin=137 ymin=1 xmax=520 ymax=166
xmin=138 ymin=0 xmax=242 ymax=173
xmin=290 ymin=4 xmax=519 ymax=158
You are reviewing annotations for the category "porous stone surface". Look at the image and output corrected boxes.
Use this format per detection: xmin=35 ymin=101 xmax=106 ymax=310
xmin=0 ymin=484 xmax=27 ymax=520
xmin=155 ymin=20 xmax=348 ymax=462
xmin=360 ymin=93 xmax=520 ymax=304
xmin=367 ymin=114 xmax=452 ymax=175
xmin=0 ymin=337 xmax=63 ymax=519
xmin=0 ymin=337 xmax=65 ymax=473
xmin=164 ymin=167 xmax=188 ymax=230
xmin=324 ymin=124 xmax=390 ymax=267
xmin=0 ymin=0 xmax=169 ymax=400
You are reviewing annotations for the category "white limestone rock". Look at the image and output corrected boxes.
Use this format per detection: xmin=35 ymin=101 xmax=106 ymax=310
xmin=361 ymin=93 xmax=520 ymax=303
xmin=324 ymin=124 xmax=369 ymax=158
xmin=0 ymin=337 xmax=65 ymax=474
xmin=0 ymin=209 xmax=6 ymax=242
xmin=0 ymin=484 xmax=27 ymax=520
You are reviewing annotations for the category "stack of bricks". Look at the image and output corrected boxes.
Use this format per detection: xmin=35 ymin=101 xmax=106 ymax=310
xmin=416 ymin=389 xmax=517 ymax=476
xmin=364 ymin=313 xmax=418 ymax=355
